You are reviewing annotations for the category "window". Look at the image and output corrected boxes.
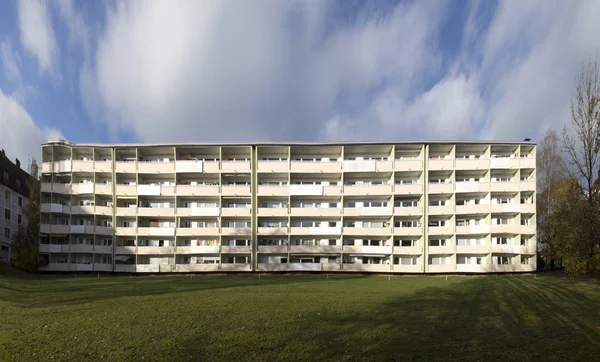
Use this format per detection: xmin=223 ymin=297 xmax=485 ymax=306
xmin=429 ymin=256 xmax=449 ymax=265
xmin=395 ymin=257 xmax=418 ymax=265
xmin=4 ymin=208 xmax=10 ymax=220
xmin=494 ymin=256 xmax=512 ymax=265
xmin=429 ymin=200 xmax=446 ymax=206
xmin=3 ymin=171 xmax=8 ymax=181
xmin=521 ymin=257 xmax=530 ymax=265
xmin=521 ymin=238 xmax=527 ymax=246
xmin=495 ymin=237 xmax=509 ymax=245
xmin=395 ymin=239 xmax=416 ymax=247
xmin=4 ymin=189 xmax=9 ymax=200
xmin=429 ymin=239 xmax=447 ymax=247
xmin=428 ymin=220 xmax=446 ymax=227
xmin=17 ymin=214 xmax=22 ymax=225
xmin=4 ymin=227 xmax=9 ymax=239
xmin=457 ymin=256 xmax=482 ymax=265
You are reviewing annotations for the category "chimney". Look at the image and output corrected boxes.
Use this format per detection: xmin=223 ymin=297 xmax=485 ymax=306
xmin=15 ymin=158 xmax=20 ymax=169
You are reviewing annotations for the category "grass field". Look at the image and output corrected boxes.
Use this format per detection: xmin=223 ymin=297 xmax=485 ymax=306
xmin=1 ymin=270 xmax=599 ymax=361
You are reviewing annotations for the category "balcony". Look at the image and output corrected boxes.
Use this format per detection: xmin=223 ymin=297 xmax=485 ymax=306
xmin=393 ymin=227 xmax=422 ymax=236
xmin=428 ymin=206 xmax=453 ymax=215
xmin=221 ymin=185 xmax=251 ymax=196
xmin=360 ymin=245 xmax=393 ymax=254
xmin=428 ymin=264 xmax=455 ymax=273
xmin=72 ymin=183 xmax=94 ymax=194
xmin=114 ymin=161 xmax=137 ymax=173
xmin=287 ymin=263 xmax=322 ymax=271
xmin=290 ymin=161 xmax=342 ymax=173
xmin=455 ymin=264 xmax=488 ymax=273
xmin=137 ymin=207 xmax=175 ymax=217
xmin=39 ymin=244 xmax=66 ymax=253
xmin=428 ymin=159 xmax=454 ymax=171
xmin=290 ymin=208 xmax=341 ymax=217
xmin=343 ymin=227 xmax=392 ymax=236
xmin=491 ymin=244 xmax=520 ymax=254
xmin=51 ymin=225 xmax=70 ymax=234
xmin=490 ymin=158 xmax=516 ymax=169
xmin=116 ymin=207 xmax=137 ymax=217
xmin=137 ymin=185 xmax=161 ymax=196
xmin=72 ymin=160 xmax=95 ymax=172
xmin=454 ymin=158 xmax=490 ymax=170
xmin=289 ymin=245 xmax=341 ymax=253
xmin=40 ymin=224 xmax=51 ymax=234
xmin=428 ymin=245 xmax=455 ymax=254
xmin=257 ymin=208 xmax=288 ymax=217
xmin=70 ymin=205 xmax=95 ymax=215
xmin=221 ymin=161 xmax=251 ymax=173
xmin=175 ymin=264 xmax=219 ymax=272
xmin=394 ymin=184 xmax=423 ymax=195
xmin=137 ymin=246 xmax=176 ymax=255
xmin=175 ymin=160 xmax=203 ymax=173
xmin=257 ymin=227 xmax=288 ymax=235
xmin=491 ymin=204 xmax=520 ymax=213
xmin=95 ymin=226 xmax=113 ymax=235
xmin=115 ymin=246 xmax=136 ymax=254
xmin=221 ymin=208 xmax=251 ymax=217
xmin=520 ymin=204 xmax=535 ymax=213
xmin=257 ymin=161 xmax=288 ymax=173
xmin=455 ymin=182 xmax=490 ymax=193
xmin=220 ymin=264 xmax=252 ymax=272
xmin=115 ymin=265 xmax=136 ymax=273
xmin=456 ymin=245 xmax=490 ymax=254
xmin=393 ymin=206 xmax=422 ymax=216
xmin=257 ymin=185 xmax=289 ymax=196
xmin=343 ymin=160 xmax=377 ymax=172
xmin=69 ymin=244 xmax=95 ymax=253
xmin=394 ymin=159 xmax=423 ymax=172
xmin=376 ymin=161 xmax=393 ymax=172
xmin=258 ymin=245 xmax=289 ymax=253
xmin=455 ymin=204 xmax=490 ymax=214
xmin=290 ymin=227 xmax=342 ymax=236
xmin=176 ymin=185 xmax=220 ymax=196
xmin=257 ymin=263 xmax=288 ymax=272
xmin=94 ymin=245 xmax=112 ymax=254
xmin=428 ymin=183 xmax=454 ymax=194
xmin=323 ymin=186 xmax=342 ymax=196
xmin=95 ymin=184 xmax=112 ymax=195
xmin=70 ymin=225 xmax=96 ymax=234
xmin=220 ymin=227 xmax=252 ymax=236
xmin=40 ymin=203 xmax=68 ymax=214
xmin=519 ymin=181 xmax=536 ymax=192
xmin=221 ymin=246 xmax=252 ymax=254
xmin=520 ymin=158 xmax=535 ymax=169
xmin=39 ymin=263 xmax=70 ymax=272
xmin=392 ymin=246 xmax=422 ymax=255
xmin=289 ymin=184 xmax=323 ymax=196
xmin=41 ymin=161 xmax=54 ymax=174
xmin=95 ymin=161 xmax=112 ymax=173
xmin=115 ymin=185 xmax=137 ymax=196
xmin=343 ymin=185 xmax=393 ymax=196
xmin=176 ymin=227 xmax=220 ymax=236
xmin=491 ymin=224 xmax=520 ymax=234
xmin=52 ymin=183 xmax=72 ymax=194
xmin=94 ymin=206 xmax=112 ymax=216
xmin=393 ymin=264 xmax=423 ymax=273
xmin=94 ymin=264 xmax=112 ymax=272
xmin=175 ymin=245 xmax=220 ymax=254
xmin=138 ymin=162 xmax=174 ymax=174
xmin=137 ymin=227 xmax=175 ymax=237
xmin=428 ymin=226 xmax=455 ymax=235
xmin=521 ymin=225 xmax=536 ymax=234
xmin=136 ymin=264 xmax=161 ymax=273
xmin=490 ymin=182 xmax=520 ymax=192
xmin=520 ymin=246 xmax=536 ymax=255
xmin=343 ymin=264 xmax=391 ymax=272
xmin=455 ymin=224 xmax=491 ymax=235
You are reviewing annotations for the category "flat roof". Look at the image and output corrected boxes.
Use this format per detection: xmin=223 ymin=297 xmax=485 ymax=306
xmin=43 ymin=139 xmax=536 ymax=148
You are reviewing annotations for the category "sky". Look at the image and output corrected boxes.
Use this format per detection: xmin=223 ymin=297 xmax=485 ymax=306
xmin=1 ymin=0 xmax=600 ymax=167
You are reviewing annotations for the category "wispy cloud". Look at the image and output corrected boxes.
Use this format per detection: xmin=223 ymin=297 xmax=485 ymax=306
xmin=17 ymin=0 xmax=59 ymax=77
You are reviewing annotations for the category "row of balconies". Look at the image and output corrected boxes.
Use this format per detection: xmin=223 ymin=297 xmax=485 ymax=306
xmin=40 ymin=224 xmax=536 ymax=237
xmin=39 ymin=244 xmax=535 ymax=255
xmin=39 ymin=203 xmax=536 ymax=218
xmin=42 ymin=157 xmax=535 ymax=175
xmin=38 ymin=262 xmax=536 ymax=273
xmin=41 ymin=181 xmax=536 ymax=197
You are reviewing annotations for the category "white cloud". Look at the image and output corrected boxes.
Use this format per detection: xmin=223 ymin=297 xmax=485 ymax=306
xmin=0 ymin=39 xmax=21 ymax=82
xmin=17 ymin=0 xmax=58 ymax=76
xmin=0 ymin=88 xmax=64 ymax=167
xmin=81 ymin=0 xmax=446 ymax=143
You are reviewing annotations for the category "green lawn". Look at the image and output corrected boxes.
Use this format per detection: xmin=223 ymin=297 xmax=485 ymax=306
xmin=1 ymin=271 xmax=599 ymax=361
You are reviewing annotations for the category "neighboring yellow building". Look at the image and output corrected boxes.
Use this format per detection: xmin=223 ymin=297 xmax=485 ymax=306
xmin=38 ymin=139 xmax=536 ymax=274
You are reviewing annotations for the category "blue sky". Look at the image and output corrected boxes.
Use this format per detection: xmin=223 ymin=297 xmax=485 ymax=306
xmin=1 ymin=0 xmax=599 ymax=165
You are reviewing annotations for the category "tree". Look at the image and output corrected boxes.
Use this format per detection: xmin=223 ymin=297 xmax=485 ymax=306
xmin=10 ymin=159 xmax=40 ymax=272
xmin=536 ymin=129 xmax=568 ymax=269
xmin=561 ymin=58 xmax=600 ymax=277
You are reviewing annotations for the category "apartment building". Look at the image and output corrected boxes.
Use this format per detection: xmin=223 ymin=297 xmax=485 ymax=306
xmin=38 ymin=139 xmax=536 ymax=274
xmin=1 ymin=150 xmax=34 ymax=263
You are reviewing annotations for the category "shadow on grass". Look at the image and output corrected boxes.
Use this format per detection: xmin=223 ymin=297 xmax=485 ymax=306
xmin=164 ymin=275 xmax=600 ymax=361
xmin=0 ymin=273 xmax=369 ymax=308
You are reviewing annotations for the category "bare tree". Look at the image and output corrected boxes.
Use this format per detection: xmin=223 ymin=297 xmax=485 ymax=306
xmin=562 ymin=58 xmax=600 ymax=200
